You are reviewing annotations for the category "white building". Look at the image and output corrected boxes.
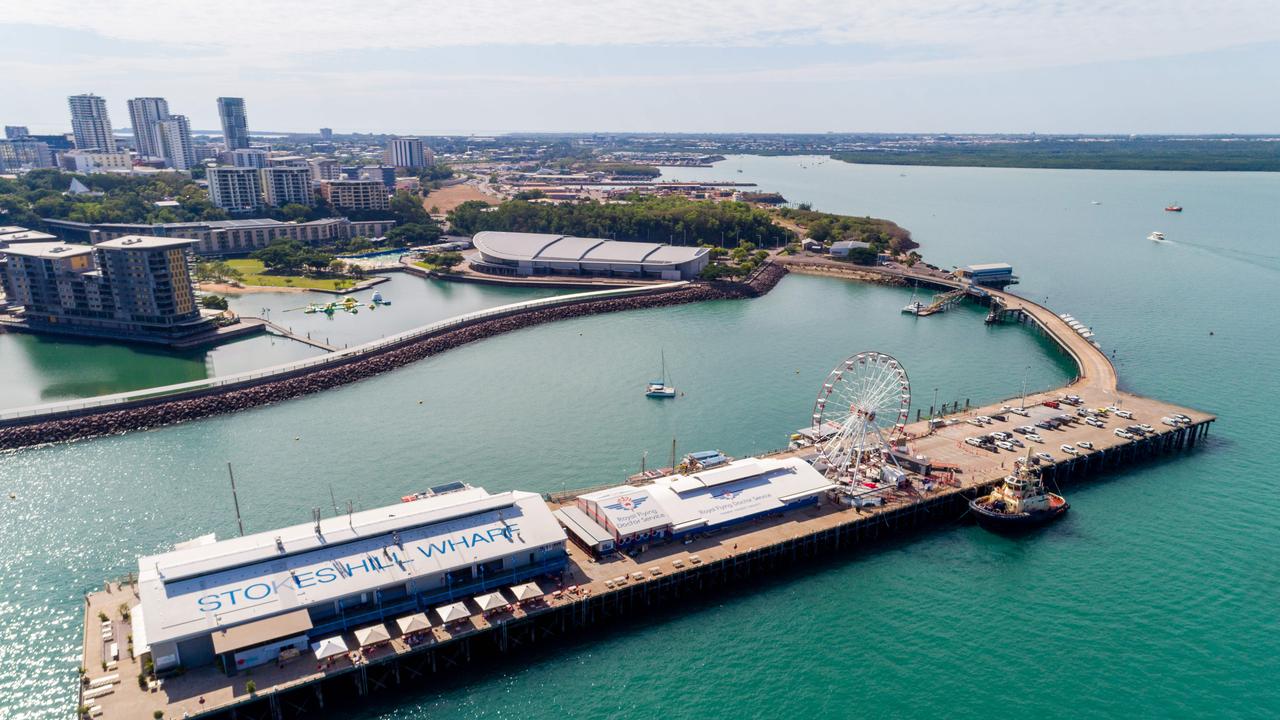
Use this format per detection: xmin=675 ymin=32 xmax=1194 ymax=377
xmin=126 ymin=97 xmax=170 ymax=159
xmin=206 ymin=166 xmax=263 ymax=212
xmin=472 ymin=231 xmax=710 ymax=280
xmin=561 ymin=457 xmax=833 ymax=554
xmin=157 ymin=115 xmax=195 ymax=170
xmin=134 ymin=486 xmax=566 ymax=674
xmin=231 ymin=148 xmax=268 ymax=169
xmin=260 ymin=166 xmax=314 ymax=207
xmin=68 ymin=93 xmax=115 ymax=151
xmin=386 ymin=136 xmax=430 ymax=169
xmin=59 ymin=150 xmax=132 ymax=173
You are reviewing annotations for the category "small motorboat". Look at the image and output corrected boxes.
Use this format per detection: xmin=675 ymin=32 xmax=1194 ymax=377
xmin=1148 ymin=231 xmax=1167 ymax=242
xmin=1165 ymin=203 xmax=1183 ymax=212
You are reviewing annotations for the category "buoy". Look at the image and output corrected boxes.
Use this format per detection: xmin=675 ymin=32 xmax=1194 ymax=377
xmin=294 ymin=437 xmax=300 ymax=441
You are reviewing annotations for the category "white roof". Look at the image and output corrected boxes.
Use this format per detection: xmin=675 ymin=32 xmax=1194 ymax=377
xmin=474 ymin=231 xmax=706 ymax=268
xmin=137 ymin=487 xmax=565 ymax=647
xmin=0 ymin=230 xmax=57 ymax=243
xmin=580 ymin=457 xmax=834 ymax=541
xmin=0 ymin=241 xmax=93 ymax=259
xmin=961 ymin=263 xmax=1013 ymax=272
xmin=95 ymin=235 xmax=198 ymax=250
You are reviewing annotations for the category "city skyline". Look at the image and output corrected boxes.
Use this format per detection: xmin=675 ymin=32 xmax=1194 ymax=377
xmin=1 ymin=1 xmax=1277 ymax=135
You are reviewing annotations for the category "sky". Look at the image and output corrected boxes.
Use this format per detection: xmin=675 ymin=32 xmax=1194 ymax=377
xmin=1 ymin=1 xmax=1278 ymax=136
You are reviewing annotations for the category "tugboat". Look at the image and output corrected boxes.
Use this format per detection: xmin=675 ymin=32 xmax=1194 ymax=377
xmin=969 ymin=452 xmax=1069 ymax=532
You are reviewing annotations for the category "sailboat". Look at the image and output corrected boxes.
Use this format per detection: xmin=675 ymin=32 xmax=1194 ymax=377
xmin=646 ymin=351 xmax=677 ymax=398
xmin=901 ymin=283 xmax=926 ymax=315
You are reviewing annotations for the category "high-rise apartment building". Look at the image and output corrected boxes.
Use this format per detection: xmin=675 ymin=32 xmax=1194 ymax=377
xmin=231 ymin=148 xmax=268 ymax=168
xmin=126 ymin=97 xmax=170 ymax=159
xmin=5 ymin=126 xmax=29 ymax=139
xmin=309 ymin=158 xmax=339 ymax=181
xmin=318 ymin=179 xmax=390 ymax=210
xmin=0 ymin=237 xmax=210 ymax=340
xmin=156 ymin=115 xmax=196 ymax=170
xmin=68 ymin=94 xmax=116 ymax=151
xmin=206 ymin=166 xmax=263 ymax=213
xmin=319 ymin=127 xmax=333 ymax=140
xmin=216 ymin=97 xmax=249 ymax=150
xmin=386 ymin=136 xmax=431 ymax=169
xmin=260 ymin=167 xmax=314 ymax=207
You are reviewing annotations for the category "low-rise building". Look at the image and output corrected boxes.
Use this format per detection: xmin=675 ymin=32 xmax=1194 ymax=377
xmin=558 ymin=457 xmax=833 ymax=554
xmin=955 ymin=262 xmax=1016 ymax=287
xmin=472 ymin=231 xmax=709 ymax=280
xmin=134 ymin=485 xmax=567 ymax=675
xmin=44 ymin=217 xmax=397 ymax=256
xmin=59 ymin=149 xmax=133 ymax=173
xmin=319 ymin=178 xmax=390 ymax=211
xmin=829 ymin=240 xmax=871 ymax=257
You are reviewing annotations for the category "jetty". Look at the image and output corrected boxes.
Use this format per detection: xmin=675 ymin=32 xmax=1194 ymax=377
xmin=75 ymin=267 xmax=1214 ymax=720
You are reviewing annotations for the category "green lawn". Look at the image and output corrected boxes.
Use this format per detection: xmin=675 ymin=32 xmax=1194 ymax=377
xmin=224 ymin=259 xmax=356 ymax=291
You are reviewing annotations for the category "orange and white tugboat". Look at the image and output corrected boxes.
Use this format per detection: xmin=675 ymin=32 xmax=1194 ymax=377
xmin=969 ymin=452 xmax=1069 ymax=532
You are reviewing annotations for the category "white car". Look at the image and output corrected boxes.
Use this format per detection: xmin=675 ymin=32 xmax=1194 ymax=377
xmin=977 ymin=416 xmax=994 ymax=424
xmin=1009 ymin=407 xmax=1030 ymax=417
xmin=965 ymin=437 xmax=984 ymax=447
xmin=1138 ymin=424 xmax=1155 ymax=433
xmin=1026 ymin=433 xmax=1044 ymax=443
xmin=1086 ymin=418 xmax=1105 ymax=428
xmin=1115 ymin=428 xmax=1135 ymax=439
xmin=1060 ymin=444 xmax=1078 ymax=455
xmin=1173 ymin=413 xmax=1191 ymax=423
xmin=996 ymin=440 xmax=1015 ymax=451
xmin=991 ymin=431 xmax=1011 ymax=440
xmin=1035 ymin=452 xmax=1054 ymax=462
xmin=1161 ymin=417 xmax=1179 ymax=427
xmin=1077 ymin=441 xmax=1094 ymax=450
xmin=967 ymin=418 xmax=985 ymax=427
xmin=1115 ymin=410 xmax=1134 ymax=419
xmin=1106 ymin=405 xmax=1121 ymax=413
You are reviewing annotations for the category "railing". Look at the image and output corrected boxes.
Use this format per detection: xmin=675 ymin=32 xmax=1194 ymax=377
xmin=0 ymin=282 xmax=688 ymax=426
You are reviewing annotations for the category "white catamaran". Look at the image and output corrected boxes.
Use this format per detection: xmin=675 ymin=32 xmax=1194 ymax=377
xmin=646 ymin=351 xmax=677 ymax=398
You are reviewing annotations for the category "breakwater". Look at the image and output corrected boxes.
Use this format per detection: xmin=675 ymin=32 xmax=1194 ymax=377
xmin=0 ymin=266 xmax=785 ymax=451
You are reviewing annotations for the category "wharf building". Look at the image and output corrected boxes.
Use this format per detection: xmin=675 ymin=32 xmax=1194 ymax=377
xmin=472 ymin=231 xmax=710 ymax=281
xmin=45 ymin=217 xmax=397 ymax=256
xmin=319 ymin=178 xmax=391 ymax=211
xmin=133 ymin=485 xmax=567 ymax=675
xmin=216 ymin=97 xmax=250 ymax=150
xmin=556 ymin=457 xmax=834 ymax=555
xmin=68 ymin=93 xmax=116 ymax=151
xmin=955 ymin=263 xmax=1016 ymax=288
xmin=0 ymin=236 xmax=211 ymax=341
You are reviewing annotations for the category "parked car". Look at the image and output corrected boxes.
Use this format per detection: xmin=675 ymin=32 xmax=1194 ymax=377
xmin=996 ymin=440 xmax=1015 ymax=451
xmin=1115 ymin=428 xmax=1135 ymax=439
xmin=1138 ymin=424 xmax=1155 ymax=433
xmin=1060 ymin=444 xmax=1078 ymax=455
xmin=967 ymin=418 xmax=984 ymax=427
xmin=1161 ymin=417 xmax=1179 ymax=427
xmin=1009 ymin=407 xmax=1030 ymax=417
xmin=1173 ymin=413 xmax=1192 ymax=423
xmin=965 ymin=437 xmax=984 ymax=447
xmin=1026 ymin=433 xmax=1045 ymax=443
xmin=1035 ymin=452 xmax=1054 ymax=462
xmin=1115 ymin=409 xmax=1134 ymax=419
xmin=991 ymin=431 xmax=1011 ymax=441
xmin=1077 ymin=441 xmax=1094 ymax=450
xmin=977 ymin=416 xmax=994 ymax=424
xmin=1036 ymin=421 xmax=1054 ymax=430
xmin=1043 ymin=400 xmax=1060 ymax=409
xmin=1086 ymin=418 xmax=1106 ymax=428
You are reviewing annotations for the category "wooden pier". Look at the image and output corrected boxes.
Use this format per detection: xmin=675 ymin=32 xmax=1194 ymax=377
xmin=75 ymin=270 xmax=1215 ymax=720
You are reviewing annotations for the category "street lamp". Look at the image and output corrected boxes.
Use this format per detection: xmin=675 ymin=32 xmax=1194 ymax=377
xmin=1020 ymin=365 xmax=1030 ymax=410
xmin=932 ymin=387 xmax=938 ymax=419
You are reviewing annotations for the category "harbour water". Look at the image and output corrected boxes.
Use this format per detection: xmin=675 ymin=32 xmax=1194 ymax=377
xmin=2 ymin=159 xmax=1277 ymax=718
xmin=0 ymin=274 xmax=565 ymax=410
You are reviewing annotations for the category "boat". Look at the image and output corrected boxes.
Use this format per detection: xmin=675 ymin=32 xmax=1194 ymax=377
xmin=1148 ymin=231 xmax=1166 ymax=242
xmin=901 ymin=283 xmax=925 ymax=314
xmin=1165 ymin=203 xmax=1183 ymax=212
xmin=968 ymin=452 xmax=1069 ymax=532
xmin=646 ymin=350 xmax=677 ymax=398
xmin=372 ymin=290 xmax=385 ymax=304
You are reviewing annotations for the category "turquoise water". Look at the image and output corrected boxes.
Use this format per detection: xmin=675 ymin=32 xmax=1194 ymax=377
xmin=2 ymin=159 xmax=1277 ymax=718
xmin=0 ymin=275 xmax=564 ymax=409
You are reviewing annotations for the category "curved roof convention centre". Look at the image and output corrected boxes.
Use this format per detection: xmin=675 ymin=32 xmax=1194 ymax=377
xmin=473 ymin=231 xmax=709 ymax=276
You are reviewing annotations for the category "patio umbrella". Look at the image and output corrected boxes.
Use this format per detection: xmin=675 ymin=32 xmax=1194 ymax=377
xmin=473 ymin=592 xmax=507 ymax=611
xmin=354 ymin=624 xmax=390 ymax=647
xmin=396 ymin=613 xmax=431 ymax=634
xmin=434 ymin=602 xmax=469 ymax=624
xmin=508 ymin=582 xmax=543 ymax=601
xmin=311 ymin=635 xmax=348 ymax=660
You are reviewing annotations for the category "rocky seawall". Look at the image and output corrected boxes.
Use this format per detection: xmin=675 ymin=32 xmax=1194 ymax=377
xmin=0 ymin=265 xmax=787 ymax=451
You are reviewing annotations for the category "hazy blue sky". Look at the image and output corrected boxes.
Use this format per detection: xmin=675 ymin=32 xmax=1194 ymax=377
xmin=2 ymin=1 xmax=1277 ymax=135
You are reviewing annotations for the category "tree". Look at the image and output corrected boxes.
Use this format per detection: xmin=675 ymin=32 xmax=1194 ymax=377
xmin=422 ymin=251 xmax=463 ymax=270
xmin=199 ymin=294 xmax=229 ymax=310
xmin=699 ymin=264 xmax=745 ymax=280
xmin=328 ymin=259 xmax=347 ymax=275
xmin=389 ymin=189 xmax=431 ymax=225
xmin=386 ymin=222 xmax=441 ymax=247
xmin=279 ymin=203 xmax=312 ymax=222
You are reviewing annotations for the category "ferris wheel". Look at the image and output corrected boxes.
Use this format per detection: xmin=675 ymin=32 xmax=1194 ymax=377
xmin=810 ymin=351 xmax=911 ymax=478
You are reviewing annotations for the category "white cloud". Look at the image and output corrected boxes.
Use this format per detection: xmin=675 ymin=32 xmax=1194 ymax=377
xmin=5 ymin=0 xmax=1279 ymax=73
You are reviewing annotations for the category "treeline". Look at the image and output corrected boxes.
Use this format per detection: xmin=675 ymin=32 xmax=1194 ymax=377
xmin=776 ymin=205 xmax=917 ymax=253
xmin=832 ymin=138 xmax=1280 ymax=172
xmin=0 ymin=169 xmax=227 ymax=227
xmin=448 ymin=195 xmax=794 ymax=247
